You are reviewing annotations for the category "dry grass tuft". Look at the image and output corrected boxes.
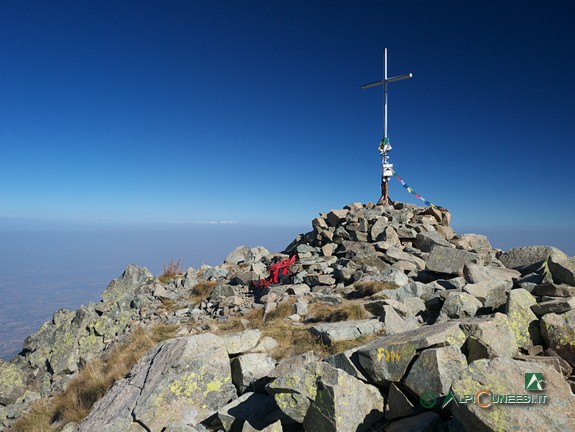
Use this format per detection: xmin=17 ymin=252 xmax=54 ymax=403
xmin=306 ymin=301 xmax=369 ymax=323
xmin=11 ymin=324 xmax=178 ymax=432
xmin=352 ymin=280 xmax=399 ymax=298
xmin=158 ymin=258 xmax=183 ymax=284
xmin=262 ymin=321 xmax=328 ymax=360
xmin=189 ymin=281 xmax=218 ymax=304
xmin=264 ymin=298 xmax=296 ymax=322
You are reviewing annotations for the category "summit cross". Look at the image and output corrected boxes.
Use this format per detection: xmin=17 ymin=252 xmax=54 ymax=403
xmin=361 ymin=48 xmax=412 ymax=205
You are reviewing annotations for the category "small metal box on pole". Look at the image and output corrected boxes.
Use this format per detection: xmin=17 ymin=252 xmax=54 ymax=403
xmin=361 ymin=48 xmax=412 ymax=206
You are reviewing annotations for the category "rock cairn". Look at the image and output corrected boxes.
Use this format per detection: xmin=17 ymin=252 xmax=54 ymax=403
xmin=1 ymin=201 xmax=575 ymax=431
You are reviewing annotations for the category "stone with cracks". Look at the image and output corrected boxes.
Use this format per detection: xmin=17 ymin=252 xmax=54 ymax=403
xmin=220 ymin=329 xmax=262 ymax=355
xmin=451 ymin=358 xmax=575 ymax=432
xmin=463 ymin=263 xmax=519 ymax=285
xmin=459 ymin=313 xmax=518 ymax=360
xmin=0 ymin=361 xmax=28 ymax=405
xmin=500 ymin=246 xmax=568 ymax=274
xmin=438 ymin=291 xmax=482 ymax=319
xmin=540 ymin=310 xmax=575 ymax=366
xmin=426 ymin=246 xmax=478 ymax=276
xmin=404 ymin=345 xmax=467 ymax=398
xmin=231 ymin=353 xmax=276 ymax=393
xmin=267 ymin=361 xmax=383 ymax=430
xmin=548 ymin=255 xmax=575 ymax=286
xmin=77 ymin=334 xmax=236 ymax=432
xmin=463 ymin=281 xmax=509 ymax=309
xmin=532 ymin=282 xmax=575 ymax=297
xmin=413 ymin=231 xmax=453 ymax=253
xmin=385 ymin=383 xmax=415 ymax=420
xmin=381 ymin=305 xmax=418 ymax=335
xmin=531 ymin=298 xmax=575 ymax=316
xmin=505 ymin=289 xmax=543 ymax=350
xmin=356 ymin=321 xmax=466 ymax=385
xmin=310 ymin=319 xmax=384 ymax=346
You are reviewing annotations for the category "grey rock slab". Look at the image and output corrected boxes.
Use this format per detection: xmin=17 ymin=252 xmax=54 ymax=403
xmin=426 ymin=246 xmax=478 ymax=276
xmin=384 ymin=411 xmax=441 ymax=432
xmin=385 ymin=383 xmax=415 ymax=420
xmin=323 ymin=348 xmax=370 ymax=381
xmin=531 ymin=297 xmax=575 ymax=316
xmin=385 ymin=246 xmax=426 ymax=269
xmin=451 ymin=358 xmax=575 ymax=432
xmin=310 ymin=319 xmax=385 ymax=346
xmin=400 ymin=296 xmax=427 ymax=315
xmin=220 ymin=329 xmax=262 ymax=355
xmin=211 ymin=285 xmax=237 ymax=303
xmin=302 ymin=365 xmax=384 ymax=432
xmin=77 ymin=333 xmax=236 ymax=432
xmin=268 ymin=350 xmax=319 ymax=379
xmin=356 ymin=321 xmax=466 ymax=385
xmin=532 ymin=282 xmax=575 ymax=297
xmin=541 ymin=310 xmax=575 ymax=366
xmin=224 ymin=246 xmax=251 ymax=265
xmin=404 ymin=345 xmax=467 ymax=398
xmin=500 ymin=245 xmax=568 ymax=273
xmin=372 ymin=267 xmax=409 ymax=287
xmin=370 ymin=216 xmax=388 ymax=242
xmin=439 ymin=291 xmax=482 ymax=319
xmin=463 ymin=280 xmax=509 ymax=309
xmin=326 ymin=209 xmax=348 ymax=227
xmin=414 ymin=231 xmax=453 ymax=253
xmin=381 ymin=305 xmax=419 ymax=335
xmin=463 ymin=263 xmax=519 ymax=284
xmin=0 ymin=361 xmax=28 ymax=405
xmin=217 ymin=392 xmax=278 ymax=432
xmin=286 ymin=283 xmax=311 ymax=296
xmin=459 ymin=313 xmax=518 ymax=360
xmin=505 ymin=288 xmax=543 ymax=350
xmin=549 ymin=255 xmax=575 ymax=286
xmin=382 ymin=226 xmax=401 ymax=246
xmin=231 ymin=353 xmax=276 ymax=393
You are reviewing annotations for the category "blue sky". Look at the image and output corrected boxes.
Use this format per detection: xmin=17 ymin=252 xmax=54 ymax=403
xmin=1 ymin=1 xmax=574 ymax=230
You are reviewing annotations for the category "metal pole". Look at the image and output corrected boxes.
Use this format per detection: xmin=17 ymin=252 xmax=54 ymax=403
xmin=383 ymin=48 xmax=388 ymax=139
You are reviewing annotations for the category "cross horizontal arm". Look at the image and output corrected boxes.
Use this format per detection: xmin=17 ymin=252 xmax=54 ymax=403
xmin=361 ymin=73 xmax=413 ymax=89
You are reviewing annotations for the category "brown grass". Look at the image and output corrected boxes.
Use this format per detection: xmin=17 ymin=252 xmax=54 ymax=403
xmin=264 ymin=298 xmax=296 ymax=322
xmin=352 ymin=280 xmax=399 ymax=298
xmin=188 ymin=281 xmax=218 ymax=305
xmin=11 ymin=324 xmax=178 ymax=432
xmin=158 ymin=258 xmax=183 ymax=284
xmin=306 ymin=301 xmax=368 ymax=323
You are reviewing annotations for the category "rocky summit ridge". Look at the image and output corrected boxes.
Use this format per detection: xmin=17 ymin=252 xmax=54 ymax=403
xmin=1 ymin=201 xmax=575 ymax=431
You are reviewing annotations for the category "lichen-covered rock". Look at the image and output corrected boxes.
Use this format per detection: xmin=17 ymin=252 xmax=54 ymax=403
xmin=438 ymin=292 xmax=482 ymax=319
xmin=540 ymin=310 xmax=575 ymax=367
xmin=356 ymin=321 xmax=466 ymax=385
xmin=505 ymin=289 xmax=543 ymax=350
xmin=459 ymin=313 xmax=518 ymax=360
xmin=500 ymin=246 xmax=567 ymax=274
xmin=426 ymin=246 xmax=478 ymax=276
xmin=267 ymin=362 xmax=384 ymax=430
xmin=463 ymin=263 xmax=519 ymax=284
xmin=0 ymin=361 xmax=28 ymax=405
xmin=231 ymin=353 xmax=276 ymax=393
xmin=404 ymin=345 xmax=467 ymax=398
xmin=77 ymin=334 xmax=236 ymax=432
xmin=451 ymin=358 xmax=575 ymax=432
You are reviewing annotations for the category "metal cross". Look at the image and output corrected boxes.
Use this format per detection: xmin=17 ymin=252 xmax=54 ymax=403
xmin=361 ymin=48 xmax=412 ymax=206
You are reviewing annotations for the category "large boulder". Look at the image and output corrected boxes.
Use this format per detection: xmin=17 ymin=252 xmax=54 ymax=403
xmin=505 ymin=289 xmax=542 ymax=350
xmin=463 ymin=263 xmax=519 ymax=285
xmin=426 ymin=246 xmax=478 ymax=276
xmin=267 ymin=362 xmax=384 ymax=430
xmin=403 ymin=345 xmax=467 ymax=398
xmin=451 ymin=358 xmax=575 ymax=431
xmin=77 ymin=334 xmax=236 ymax=432
xmin=0 ymin=361 xmax=28 ymax=405
xmin=540 ymin=310 xmax=575 ymax=366
xmin=310 ymin=319 xmax=385 ymax=346
xmin=548 ymin=255 xmax=575 ymax=286
xmin=217 ymin=392 xmax=278 ymax=432
xmin=499 ymin=246 xmax=567 ymax=274
xmin=356 ymin=321 xmax=466 ymax=385
xmin=459 ymin=313 xmax=518 ymax=360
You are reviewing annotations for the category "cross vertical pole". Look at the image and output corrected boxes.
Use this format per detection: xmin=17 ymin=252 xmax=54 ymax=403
xmin=361 ymin=48 xmax=412 ymax=206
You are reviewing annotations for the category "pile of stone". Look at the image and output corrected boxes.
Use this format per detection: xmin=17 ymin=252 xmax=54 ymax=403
xmin=2 ymin=201 xmax=575 ymax=431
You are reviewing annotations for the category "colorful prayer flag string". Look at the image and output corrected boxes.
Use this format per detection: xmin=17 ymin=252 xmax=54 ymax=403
xmin=392 ymin=170 xmax=447 ymax=211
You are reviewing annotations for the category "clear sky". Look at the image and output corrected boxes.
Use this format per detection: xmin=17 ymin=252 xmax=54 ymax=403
xmin=1 ymin=1 xmax=574 ymax=230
